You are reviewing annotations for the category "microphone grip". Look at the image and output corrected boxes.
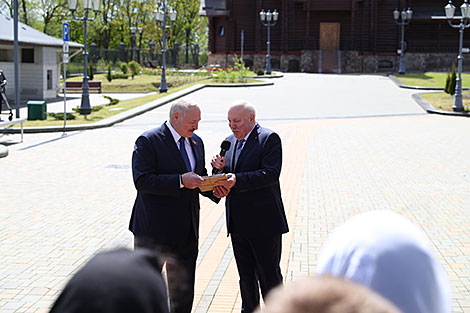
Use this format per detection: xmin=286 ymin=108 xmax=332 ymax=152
xmin=212 ymin=149 xmax=227 ymax=175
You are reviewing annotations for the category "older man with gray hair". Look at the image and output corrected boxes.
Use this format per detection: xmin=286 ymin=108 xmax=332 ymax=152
xmin=129 ymin=98 xmax=220 ymax=313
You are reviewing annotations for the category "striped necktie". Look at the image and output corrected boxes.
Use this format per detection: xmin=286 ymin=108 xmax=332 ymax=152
xmin=233 ymin=139 xmax=245 ymax=171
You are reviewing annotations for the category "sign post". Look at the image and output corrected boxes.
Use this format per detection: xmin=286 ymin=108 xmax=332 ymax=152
xmin=62 ymin=23 xmax=69 ymax=133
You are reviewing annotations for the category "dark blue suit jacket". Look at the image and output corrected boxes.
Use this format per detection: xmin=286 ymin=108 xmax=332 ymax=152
xmin=223 ymin=124 xmax=289 ymax=238
xmin=129 ymin=122 xmax=216 ymax=245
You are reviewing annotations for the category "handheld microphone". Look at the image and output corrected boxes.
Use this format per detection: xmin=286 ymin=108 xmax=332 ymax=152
xmin=212 ymin=140 xmax=231 ymax=174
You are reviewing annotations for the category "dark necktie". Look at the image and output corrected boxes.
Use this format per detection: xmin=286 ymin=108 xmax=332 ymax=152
xmin=179 ymin=137 xmax=191 ymax=172
xmin=233 ymin=139 xmax=245 ymax=171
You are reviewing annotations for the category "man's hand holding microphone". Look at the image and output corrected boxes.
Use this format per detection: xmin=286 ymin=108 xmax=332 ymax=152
xmin=211 ymin=140 xmax=236 ymax=198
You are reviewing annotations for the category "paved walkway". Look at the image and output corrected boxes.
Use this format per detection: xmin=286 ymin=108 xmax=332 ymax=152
xmin=0 ymin=73 xmax=469 ymax=313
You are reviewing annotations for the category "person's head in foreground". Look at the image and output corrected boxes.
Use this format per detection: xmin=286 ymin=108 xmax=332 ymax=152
xmin=316 ymin=210 xmax=451 ymax=313
xmin=255 ymin=275 xmax=402 ymax=313
xmin=49 ymin=248 xmax=169 ymax=313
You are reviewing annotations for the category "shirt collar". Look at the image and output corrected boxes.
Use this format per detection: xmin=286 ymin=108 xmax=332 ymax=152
xmin=240 ymin=123 xmax=257 ymax=142
xmin=166 ymin=121 xmax=184 ymax=144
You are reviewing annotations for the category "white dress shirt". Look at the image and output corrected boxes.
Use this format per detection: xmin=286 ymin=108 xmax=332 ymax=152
xmin=166 ymin=121 xmax=196 ymax=171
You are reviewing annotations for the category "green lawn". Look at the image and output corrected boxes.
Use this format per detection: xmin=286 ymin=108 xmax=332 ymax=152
xmin=66 ymin=73 xmax=209 ymax=93
xmin=396 ymin=72 xmax=470 ymax=88
xmin=24 ymin=79 xmax=212 ymax=127
xmin=395 ymin=72 xmax=470 ymax=112
xmin=420 ymin=92 xmax=470 ymax=112
xmin=24 ymin=75 xmax=261 ymax=127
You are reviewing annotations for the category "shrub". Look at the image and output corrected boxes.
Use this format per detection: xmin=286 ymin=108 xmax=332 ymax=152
xmin=73 ymin=105 xmax=103 ymax=113
xmin=120 ymin=62 xmax=128 ymax=75
xmin=199 ymin=52 xmax=208 ymax=66
xmin=449 ymin=62 xmax=457 ymax=96
xmin=128 ymin=61 xmax=141 ymax=79
xmin=445 ymin=72 xmax=451 ymax=94
xmin=48 ymin=112 xmax=76 ymax=120
xmin=107 ymin=64 xmax=112 ymax=82
xmin=92 ymin=105 xmax=103 ymax=112
xmin=104 ymin=95 xmax=120 ymax=106
xmin=96 ymin=59 xmax=107 ymax=72
xmin=88 ymin=63 xmax=94 ymax=81
xmin=111 ymin=73 xmax=129 ymax=79
xmin=256 ymin=69 xmax=265 ymax=76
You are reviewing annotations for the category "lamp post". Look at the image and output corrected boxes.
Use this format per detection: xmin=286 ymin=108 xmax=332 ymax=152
xmin=149 ymin=40 xmax=156 ymax=62
xmin=155 ymin=1 xmax=177 ymax=93
xmin=259 ymin=9 xmax=279 ymax=75
xmin=130 ymin=26 xmax=143 ymax=62
xmin=130 ymin=26 xmax=142 ymax=63
xmin=444 ymin=0 xmax=470 ymax=112
xmin=393 ymin=7 xmax=412 ymax=75
xmin=68 ymin=0 xmax=100 ymax=115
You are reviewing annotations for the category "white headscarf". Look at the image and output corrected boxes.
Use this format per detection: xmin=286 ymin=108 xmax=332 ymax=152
xmin=316 ymin=210 xmax=451 ymax=313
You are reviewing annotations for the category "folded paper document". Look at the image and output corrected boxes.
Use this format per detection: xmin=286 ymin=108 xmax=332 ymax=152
xmin=199 ymin=174 xmax=228 ymax=192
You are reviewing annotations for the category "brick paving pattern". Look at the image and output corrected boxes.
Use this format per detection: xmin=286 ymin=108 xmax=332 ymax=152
xmin=0 ymin=74 xmax=468 ymax=312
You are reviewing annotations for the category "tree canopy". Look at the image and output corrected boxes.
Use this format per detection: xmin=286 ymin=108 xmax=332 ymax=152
xmin=1 ymin=0 xmax=208 ymax=65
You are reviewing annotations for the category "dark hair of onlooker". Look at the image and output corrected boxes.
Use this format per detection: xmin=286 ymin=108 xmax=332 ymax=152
xmin=49 ymin=248 xmax=169 ymax=313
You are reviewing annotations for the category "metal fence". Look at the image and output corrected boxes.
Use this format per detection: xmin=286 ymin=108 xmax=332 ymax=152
xmin=67 ymin=45 xmax=200 ymax=76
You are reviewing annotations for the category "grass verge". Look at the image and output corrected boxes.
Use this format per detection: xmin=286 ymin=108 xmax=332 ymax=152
xmin=420 ymin=92 xmax=470 ymax=112
xmin=23 ymin=78 xmax=261 ymax=127
xmin=396 ymin=72 xmax=470 ymax=88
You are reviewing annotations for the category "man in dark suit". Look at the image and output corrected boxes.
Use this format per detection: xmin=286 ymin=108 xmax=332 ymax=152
xmin=130 ymin=98 xmax=222 ymax=313
xmin=212 ymin=99 xmax=289 ymax=313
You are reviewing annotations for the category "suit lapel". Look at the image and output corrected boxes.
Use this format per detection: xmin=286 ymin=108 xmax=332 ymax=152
xmin=189 ymin=136 xmax=202 ymax=174
xmin=163 ymin=123 xmax=188 ymax=172
xmin=233 ymin=124 xmax=260 ymax=172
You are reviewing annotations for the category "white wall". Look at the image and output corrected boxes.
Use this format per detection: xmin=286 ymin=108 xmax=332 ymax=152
xmin=0 ymin=45 xmax=62 ymax=104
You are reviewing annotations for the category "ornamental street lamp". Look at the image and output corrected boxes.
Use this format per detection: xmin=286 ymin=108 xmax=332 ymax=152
xmin=68 ymin=0 xmax=100 ymax=115
xmin=259 ymin=9 xmax=279 ymax=75
xmin=155 ymin=1 xmax=177 ymax=93
xmin=130 ymin=26 xmax=143 ymax=62
xmin=393 ymin=7 xmax=413 ymax=75
xmin=444 ymin=0 xmax=470 ymax=112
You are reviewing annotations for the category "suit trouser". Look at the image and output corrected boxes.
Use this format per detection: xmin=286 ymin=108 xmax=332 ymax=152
xmin=231 ymin=233 xmax=283 ymax=313
xmin=134 ymin=234 xmax=198 ymax=313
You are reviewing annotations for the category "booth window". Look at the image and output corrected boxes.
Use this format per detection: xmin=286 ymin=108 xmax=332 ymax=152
xmin=0 ymin=49 xmax=8 ymax=61
xmin=22 ymin=48 xmax=34 ymax=63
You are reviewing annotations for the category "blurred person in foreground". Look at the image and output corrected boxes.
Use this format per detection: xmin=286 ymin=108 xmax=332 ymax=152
xmin=49 ymin=248 xmax=169 ymax=313
xmin=212 ymin=99 xmax=289 ymax=313
xmin=255 ymin=275 xmax=402 ymax=313
xmin=316 ymin=210 xmax=451 ymax=313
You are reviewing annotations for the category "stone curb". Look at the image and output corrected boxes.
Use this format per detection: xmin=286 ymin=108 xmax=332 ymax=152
xmin=389 ymin=75 xmax=470 ymax=117
xmin=0 ymin=144 xmax=8 ymax=158
xmin=412 ymin=93 xmax=470 ymax=117
xmin=2 ymin=80 xmax=274 ymax=134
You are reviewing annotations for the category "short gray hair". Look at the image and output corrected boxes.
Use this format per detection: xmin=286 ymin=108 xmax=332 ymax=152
xmin=230 ymin=99 xmax=256 ymax=117
xmin=169 ymin=98 xmax=198 ymax=119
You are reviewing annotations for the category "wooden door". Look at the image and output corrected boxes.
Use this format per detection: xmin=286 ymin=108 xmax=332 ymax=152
xmin=319 ymin=23 xmax=341 ymax=73
xmin=320 ymin=23 xmax=340 ymax=51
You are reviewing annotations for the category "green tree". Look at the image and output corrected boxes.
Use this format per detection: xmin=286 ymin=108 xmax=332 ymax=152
xmin=445 ymin=72 xmax=451 ymax=94
xmin=128 ymin=60 xmax=140 ymax=79
xmin=89 ymin=63 xmax=94 ymax=80
xmin=449 ymin=62 xmax=457 ymax=96
xmin=107 ymin=64 xmax=113 ymax=82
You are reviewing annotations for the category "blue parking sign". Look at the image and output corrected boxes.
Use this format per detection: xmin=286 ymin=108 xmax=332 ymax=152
xmin=63 ymin=23 xmax=69 ymax=42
